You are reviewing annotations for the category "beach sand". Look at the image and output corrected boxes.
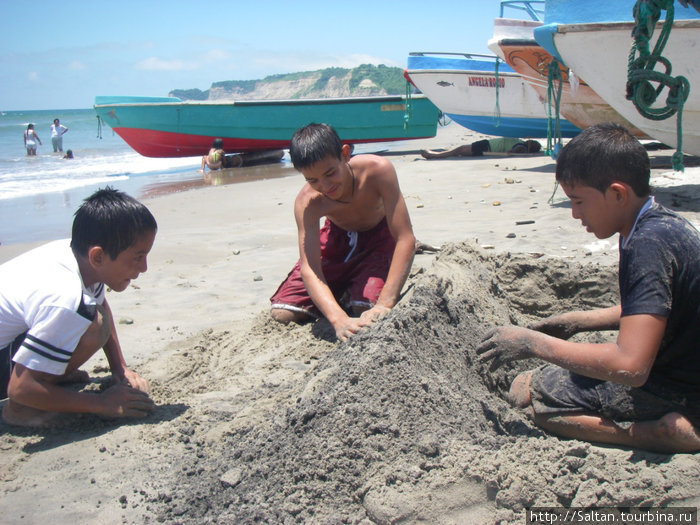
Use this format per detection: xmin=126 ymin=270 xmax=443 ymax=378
xmin=1 ymin=123 xmax=699 ymax=524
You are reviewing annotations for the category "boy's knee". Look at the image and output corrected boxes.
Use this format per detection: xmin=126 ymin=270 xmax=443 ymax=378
xmin=508 ymin=371 xmax=533 ymax=409
xmin=270 ymin=308 xmax=310 ymax=325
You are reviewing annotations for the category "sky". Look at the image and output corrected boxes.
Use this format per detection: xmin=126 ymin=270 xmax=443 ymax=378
xmin=0 ymin=0 xmax=508 ymax=111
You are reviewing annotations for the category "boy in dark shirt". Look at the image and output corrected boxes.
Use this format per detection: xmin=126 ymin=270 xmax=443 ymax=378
xmin=478 ymin=123 xmax=700 ymax=453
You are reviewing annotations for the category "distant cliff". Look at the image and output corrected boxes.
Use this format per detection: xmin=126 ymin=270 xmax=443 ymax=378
xmin=169 ymin=64 xmax=408 ymax=101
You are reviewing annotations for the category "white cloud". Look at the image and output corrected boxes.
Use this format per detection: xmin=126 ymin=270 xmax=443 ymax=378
xmin=67 ymin=60 xmax=85 ymax=70
xmin=134 ymin=57 xmax=198 ymax=71
xmin=27 ymin=71 xmax=39 ymax=81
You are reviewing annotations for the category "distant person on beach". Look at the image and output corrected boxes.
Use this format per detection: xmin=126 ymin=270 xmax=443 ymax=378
xmin=270 ymin=123 xmax=415 ymax=342
xmin=477 ymin=123 xmax=700 ymax=453
xmin=421 ymin=137 xmax=541 ymax=159
xmin=200 ymin=138 xmax=225 ymax=172
xmin=0 ymin=187 xmax=156 ymax=427
xmin=50 ymin=118 xmax=69 ymax=153
xmin=23 ymin=124 xmax=42 ymax=156
xmin=63 ymin=149 xmax=74 ymax=159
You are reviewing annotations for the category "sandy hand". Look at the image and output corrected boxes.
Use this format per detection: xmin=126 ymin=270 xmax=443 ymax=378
xmin=359 ymin=304 xmax=391 ymax=324
xmin=334 ymin=316 xmax=373 ymax=342
xmin=119 ymin=367 xmax=150 ymax=393
xmin=529 ymin=314 xmax=578 ymax=340
xmin=476 ymin=326 xmax=540 ymax=370
xmin=100 ymin=384 xmax=155 ymax=418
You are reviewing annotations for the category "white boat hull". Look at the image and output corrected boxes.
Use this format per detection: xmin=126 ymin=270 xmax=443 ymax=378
xmin=550 ymin=20 xmax=700 ymax=154
xmin=406 ymin=53 xmax=580 ymax=138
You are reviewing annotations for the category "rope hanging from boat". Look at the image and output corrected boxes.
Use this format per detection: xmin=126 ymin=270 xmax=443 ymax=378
xmin=96 ymin=115 xmax=103 ymax=139
xmin=627 ymin=0 xmax=690 ymax=171
xmin=545 ymin=58 xmax=565 ymax=204
xmin=493 ymin=58 xmax=502 ymax=126
xmin=545 ymin=58 xmax=564 ymax=160
xmin=403 ymin=79 xmax=413 ymax=130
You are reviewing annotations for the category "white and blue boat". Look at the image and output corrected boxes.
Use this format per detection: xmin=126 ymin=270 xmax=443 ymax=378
xmin=534 ymin=0 xmax=700 ymax=155
xmin=405 ymin=51 xmax=581 ymax=138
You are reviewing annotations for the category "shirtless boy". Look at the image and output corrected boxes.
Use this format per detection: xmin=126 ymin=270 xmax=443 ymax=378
xmin=270 ymin=123 xmax=416 ymax=342
xmin=1 ymin=187 xmax=156 ymax=427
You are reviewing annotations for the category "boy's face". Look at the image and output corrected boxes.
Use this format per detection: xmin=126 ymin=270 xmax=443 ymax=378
xmin=561 ymin=182 xmax=623 ymax=239
xmin=301 ymin=146 xmax=353 ymax=202
xmin=98 ymin=230 xmax=156 ymax=292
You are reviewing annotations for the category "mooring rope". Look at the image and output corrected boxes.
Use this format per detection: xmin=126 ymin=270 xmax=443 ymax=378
xmin=627 ymin=0 xmax=690 ymax=171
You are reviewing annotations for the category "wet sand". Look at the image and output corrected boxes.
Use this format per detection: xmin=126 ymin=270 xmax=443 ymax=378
xmin=1 ymin=123 xmax=699 ymax=524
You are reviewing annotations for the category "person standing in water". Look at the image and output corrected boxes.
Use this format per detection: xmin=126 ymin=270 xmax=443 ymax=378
xmin=23 ymin=124 xmax=42 ymax=156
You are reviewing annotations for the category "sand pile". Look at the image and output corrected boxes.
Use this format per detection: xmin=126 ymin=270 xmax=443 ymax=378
xmin=141 ymin=243 xmax=697 ymax=524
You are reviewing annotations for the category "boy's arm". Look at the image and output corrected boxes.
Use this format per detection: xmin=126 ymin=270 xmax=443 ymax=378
xmin=477 ymin=313 xmax=667 ymax=386
xmin=8 ymin=364 xmax=154 ymax=418
xmin=529 ymin=305 xmax=621 ymax=339
xmin=101 ymin=298 xmax=149 ymax=392
xmin=361 ymin=159 xmax=415 ymax=322
xmin=295 ymin=199 xmax=368 ymax=341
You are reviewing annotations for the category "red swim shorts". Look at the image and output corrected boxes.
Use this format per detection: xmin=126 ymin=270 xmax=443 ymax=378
xmin=270 ymin=217 xmax=396 ymax=317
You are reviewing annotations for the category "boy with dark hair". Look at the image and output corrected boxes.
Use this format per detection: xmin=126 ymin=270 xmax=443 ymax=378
xmin=0 ymin=187 xmax=156 ymax=427
xmin=270 ymin=123 xmax=416 ymax=342
xmin=477 ymin=123 xmax=700 ymax=453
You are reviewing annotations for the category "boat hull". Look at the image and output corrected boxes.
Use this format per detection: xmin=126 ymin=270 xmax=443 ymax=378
xmin=488 ymin=17 xmax=648 ymax=137
xmin=545 ymin=20 xmax=700 ymax=154
xmin=406 ymin=52 xmax=580 ymax=138
xmin=94 ymin=95 xmax=440 ymax=157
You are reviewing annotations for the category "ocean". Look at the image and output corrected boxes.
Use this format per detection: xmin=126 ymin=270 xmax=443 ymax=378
xmin=0 ymin=108 xmax=295 ymax=246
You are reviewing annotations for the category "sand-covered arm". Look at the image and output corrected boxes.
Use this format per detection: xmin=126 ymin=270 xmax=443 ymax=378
xmin=477 ymin=312 xmax=667 ymax=386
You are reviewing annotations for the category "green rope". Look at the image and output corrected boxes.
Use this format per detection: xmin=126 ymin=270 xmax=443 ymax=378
xmin=545 ymin=58 xmax=564 ymax=160
xmin=493 ymin=57 xmax=502 ymax=126
xmin=627 ymin=0 xmax=690 ymax=171
xmin=403 ymin=79 xmax=413 ymax=130
xmin=546 ymin=59 xmax=565 ymax=204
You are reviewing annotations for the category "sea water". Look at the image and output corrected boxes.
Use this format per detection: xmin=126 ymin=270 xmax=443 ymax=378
xmin=0 ymin=108 xmax=245 ymax=245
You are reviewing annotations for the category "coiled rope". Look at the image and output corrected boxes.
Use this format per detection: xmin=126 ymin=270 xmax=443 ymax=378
xmin=627 ymin=0 xmax=690 ymax=171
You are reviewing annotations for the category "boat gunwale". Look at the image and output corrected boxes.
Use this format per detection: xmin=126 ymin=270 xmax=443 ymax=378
xmin=405 ymin=69 xmax=525 ymax=78
xmin=94 ymin=94 xmax=431 ymax=109
xmin=556 ymin=18 xmax=700 ymax=34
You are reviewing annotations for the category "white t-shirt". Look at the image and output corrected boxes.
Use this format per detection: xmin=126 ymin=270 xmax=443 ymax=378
xmin=0 ymin=240 xmax=105 ymax=375
xmin=51 ymin=124 xmax=67 ymax=137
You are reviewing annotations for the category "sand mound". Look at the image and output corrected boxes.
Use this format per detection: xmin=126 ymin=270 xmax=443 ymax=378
xmin=147 ymin=243 xmax=697 ymax=524
xmin=2 ymin=243 xmax=698 ymax=524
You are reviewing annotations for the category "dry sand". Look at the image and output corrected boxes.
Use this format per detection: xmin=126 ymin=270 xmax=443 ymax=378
xmin=1 ymin=123 xmax=699 ymax=524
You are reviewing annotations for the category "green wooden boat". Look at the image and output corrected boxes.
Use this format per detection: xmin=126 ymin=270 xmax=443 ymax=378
xmin=94 ymin=95 xmax=440 ymax=157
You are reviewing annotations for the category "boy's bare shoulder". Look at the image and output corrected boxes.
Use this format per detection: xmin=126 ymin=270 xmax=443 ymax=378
xmin=351 ymin=154 xmax=397 ymax=181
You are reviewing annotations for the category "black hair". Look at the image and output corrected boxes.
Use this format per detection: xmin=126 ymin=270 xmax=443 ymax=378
xmin=289 ymin=123 xmax=343 ymax=171
xmin=556 ymin=123 xmax=650 ymax=197
xmin=212 ymin=138 xmax=224 ymax=149
xmin=70 ymin=187 xmax=157 ymax=259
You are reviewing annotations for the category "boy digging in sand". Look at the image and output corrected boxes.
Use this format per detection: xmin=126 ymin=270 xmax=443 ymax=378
xmin=477 ymin=123 xmax=700 ymax=453
xmin=270 ymin=123 xmax=416 ymax=342
xmin=0 ymin=187 xmax=156 ymax=427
